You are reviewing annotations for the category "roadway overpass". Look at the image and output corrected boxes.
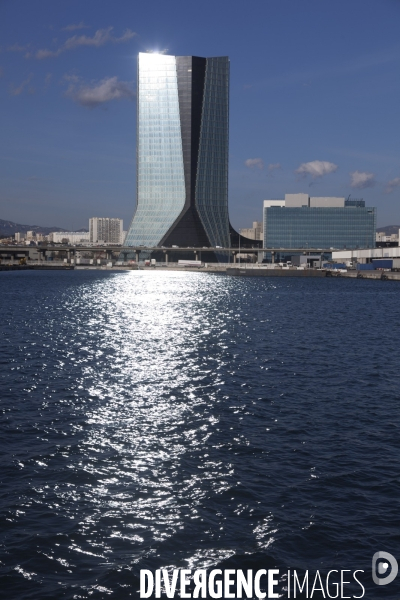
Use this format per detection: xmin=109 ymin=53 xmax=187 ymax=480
xmin=0 ymin=245 xmax=342 ymax=264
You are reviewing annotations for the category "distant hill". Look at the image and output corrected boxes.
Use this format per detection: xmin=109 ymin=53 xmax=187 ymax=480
xmin=376 ymin=225 xmax=400 ymax=235
xmin=0 ymin=219 xmax=68 ymax=237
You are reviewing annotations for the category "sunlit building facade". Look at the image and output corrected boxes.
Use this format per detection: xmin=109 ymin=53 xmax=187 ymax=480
xmin=49 ymin=231 xmax=90 ymax=244
xmin=263 ymin=194 xmax=376 ymax=250
xmin=124 ymin=53 xmax=232 ymax=255
xmin=89 ymin=218 xmax=123 ymax=244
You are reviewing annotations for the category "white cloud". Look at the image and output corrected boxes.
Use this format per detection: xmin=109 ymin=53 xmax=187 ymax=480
xmin=385 ymin=177 xmax=400 ymax=194
xmin=268 ymin=162 xmax=281 ymax=172
xmin=295 ymin=160 xmax=338 ymax=178
xmin=7 ymin=44 xmax=29 ymax=52
xmin=34 ymin=27 xmax=136 ymax=59
xmin=114 ymin=30 xmax=137 ymax=44
xmin=65 ymin=76 xmax=135 ymax=108
xmin=245 ymin=158 xmax=264 ymax=170
xmin=146 ymin=48 xmax=169 ymax=55
xmin=62 ymin=22 xmax=90 ymax=32
xmin=62 ymin=73 xmax=81 ymax=83
xmin=350 ymin=170 xmax=375 ymax=189
xmin=35 ymin=48 xmax=61 ymax=59
xmin=9 ymin=73 xmax=34 ymax=96
xmin=64 ymin=27 xmax=113 ymax=50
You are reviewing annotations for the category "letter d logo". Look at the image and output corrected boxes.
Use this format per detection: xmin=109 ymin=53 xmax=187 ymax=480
xmin=372 ymin=551 xmax=398 ymax=585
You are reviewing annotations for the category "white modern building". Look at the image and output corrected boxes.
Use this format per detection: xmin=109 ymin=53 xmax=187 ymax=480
xmin=89 ymin=218 xmax=123 ymax=244
xmin=332 ymin=246 xmax=400 ymax=263
xmin=376 ymin=231 xmax=399 ymax=243
xmin=49 ymin=231 xmax=90 ymax=244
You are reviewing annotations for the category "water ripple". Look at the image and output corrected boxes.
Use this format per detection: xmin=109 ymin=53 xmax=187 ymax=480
xmin=1 ymin=271 xmax=400 ymax=598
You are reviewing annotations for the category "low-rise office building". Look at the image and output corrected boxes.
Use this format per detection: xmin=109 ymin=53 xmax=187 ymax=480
xmin=376 ymin=231 xmax=399 ymax=243
xmin=333 ymin=246 xmax=400 ymax=264
xmin=49 ymin=232 xmax=90 ymax=244
xmin=263 ymin=194 xmax=376 ymax=250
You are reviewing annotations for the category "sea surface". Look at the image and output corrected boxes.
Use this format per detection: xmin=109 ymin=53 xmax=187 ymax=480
xmin=1 ymin=270 xmax=400 ymax=599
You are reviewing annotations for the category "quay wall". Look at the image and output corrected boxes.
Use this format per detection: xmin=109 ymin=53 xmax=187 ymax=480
xmin=226 ymin=268 xmax=327 ymax=278
xmin=2 ymin=263 xmax=400 ymax=282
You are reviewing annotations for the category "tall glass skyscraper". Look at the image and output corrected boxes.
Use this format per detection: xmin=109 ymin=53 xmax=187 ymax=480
xmin=124 ymin=53 xmax=233 ymax=256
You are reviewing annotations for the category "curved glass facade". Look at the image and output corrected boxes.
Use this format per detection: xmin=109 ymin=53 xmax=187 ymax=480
xmin=195 ymin=57 xmax=230 ymax=249
xmin=124 ymin=53 xmax=233 ymax=259
xmin=125 ymin=53 xmax=185 ymax=247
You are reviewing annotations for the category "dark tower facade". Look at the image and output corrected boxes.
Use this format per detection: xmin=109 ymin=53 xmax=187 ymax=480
xmin=124 ymin=53 xmax=231 ymax=255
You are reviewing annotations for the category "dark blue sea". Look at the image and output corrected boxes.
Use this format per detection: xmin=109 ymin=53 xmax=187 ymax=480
xmin=1 ymin=270 xmax=400 ymax=599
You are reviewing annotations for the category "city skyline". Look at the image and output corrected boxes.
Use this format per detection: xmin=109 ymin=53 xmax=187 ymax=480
xmin=0 ymin=0 xmax=399 ymax=230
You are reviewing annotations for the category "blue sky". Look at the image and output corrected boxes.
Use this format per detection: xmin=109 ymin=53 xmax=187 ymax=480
xmin=0 ymin=0 xmax=399 ymax=230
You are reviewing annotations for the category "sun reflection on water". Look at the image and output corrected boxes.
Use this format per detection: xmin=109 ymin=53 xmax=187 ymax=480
xmin=45 ymin=271 xmax=259 ymax=572
xmin=4 ymin=270 xmax=399 ymax=597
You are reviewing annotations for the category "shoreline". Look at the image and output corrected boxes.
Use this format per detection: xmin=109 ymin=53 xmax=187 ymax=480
xmin=1 ymin=263 xmax=400 ymax=280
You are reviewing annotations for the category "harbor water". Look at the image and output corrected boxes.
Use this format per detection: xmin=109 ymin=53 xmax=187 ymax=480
xmin=1 ymin=270 xmax=400 ymax=599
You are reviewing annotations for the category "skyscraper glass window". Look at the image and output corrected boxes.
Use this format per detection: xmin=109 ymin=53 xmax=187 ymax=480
xmin=124 ymin=53 xmax=234 ymax=258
